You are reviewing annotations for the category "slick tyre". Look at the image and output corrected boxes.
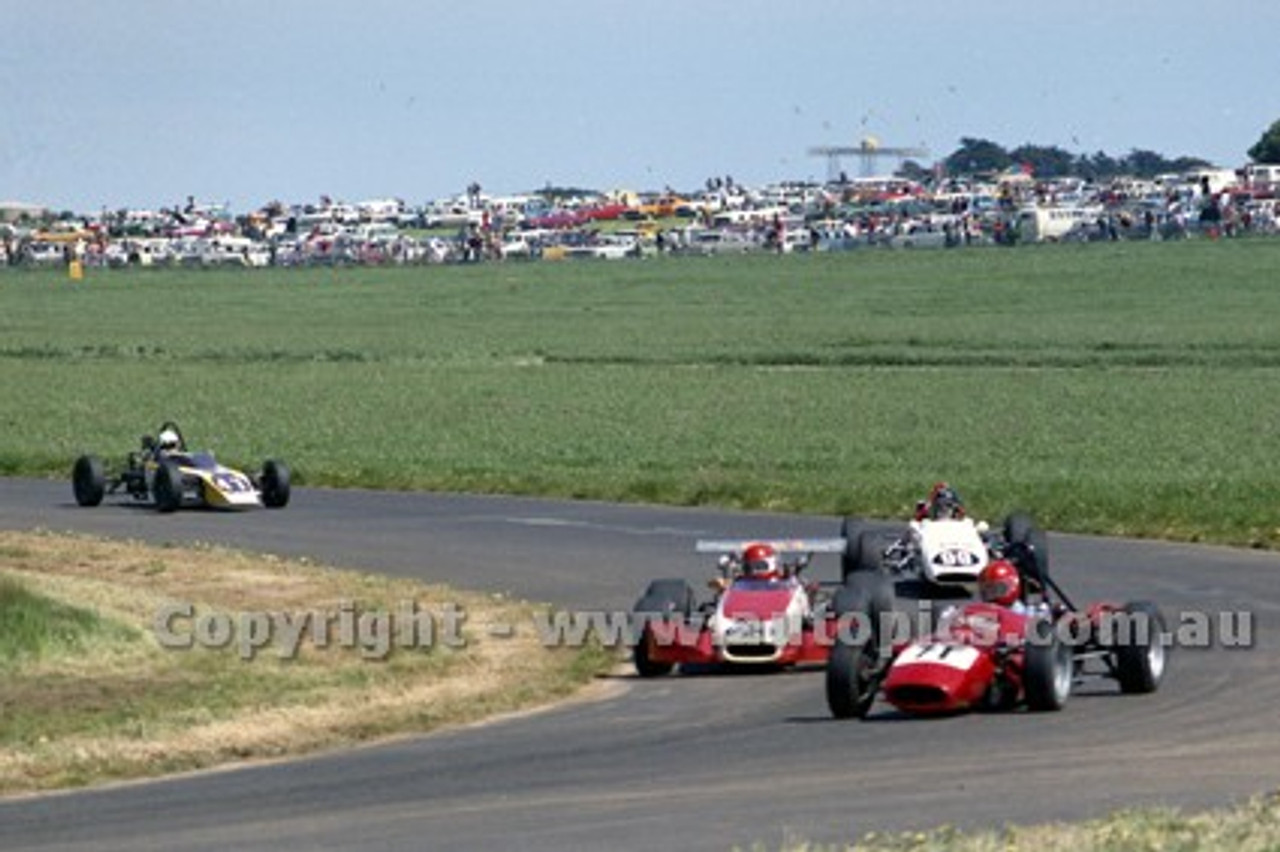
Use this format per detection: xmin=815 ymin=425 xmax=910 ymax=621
xmin=632 ymin=625 xmax=672 ymax=678
xmin=1024 ymin=619 xmax=1072 ymax=711
xmin=72 ymin=455 xmax=106 ymax=507
xmin=839 ymin=517 xmax=866 ymax=580
xmin=831 ymin=571 xmax=896 ymax=644
xmin=1003 ymin=512 xmax=1050 ymax=588
xmin=631 ymin=579 xmax=694 ymax=678
xmin=826 ymin=637 xmax=880 ymax=719
xmin=1114 ymin=601 xmax=1168 ymax=694
xmin=841 ymin=528 xmax=887 ymax=583
xmin=153 ymin=461 xmax=184 ymax=513
xmin=260 ymin=459 xmax=291 ymax=508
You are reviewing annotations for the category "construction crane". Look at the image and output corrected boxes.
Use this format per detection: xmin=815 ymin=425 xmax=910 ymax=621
xmin=808 ymin=136 xmax=929 ymax=181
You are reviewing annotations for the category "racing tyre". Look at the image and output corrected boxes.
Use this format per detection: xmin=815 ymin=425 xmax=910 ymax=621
xmin=839 ymin=517 xmax=866 ymax=580
xmin=72 ymin=455 xmax=106 ymax=507
xmin=260 ymin=459 xmax=291 ymax=508
xmin=841 ymin=527 xmax=886 ymax=582
xmin=634 ymin=579 xmax=694 ymax=617
xmin=831 ymin=571 xmax=896 ymax=643
xmin=1024 ymin=618 xmax=1072 ymax=711
xmin=153 ymin=461 xmax=184 ymax=513
xmin=632 ymin=627 xmax=672 ymax=678
xmin=631 ymin=579 xmax=694 ymax=678
xmin=1003 ymin=512 xmax=1049 ymax=589
xmin=1114 ymin=601 xmax=1168 ymax=694
xmin=826 ymin=635 xmax=882 ymax=719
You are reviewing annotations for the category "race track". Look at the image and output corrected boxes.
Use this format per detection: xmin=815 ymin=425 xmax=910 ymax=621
xmin=1 ymin=478 xmax=1277 ymax=851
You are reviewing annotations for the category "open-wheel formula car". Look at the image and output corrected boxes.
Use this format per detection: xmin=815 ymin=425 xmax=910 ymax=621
xmin=825 ymin=543 xmax=1169 ymax=719
xmin=840 ymin=482 xmax=1049 ymax=602
xmin=632 ymin=538 xmax=861 ymax=677
xmin=72 ymin=421 xmax=291 ymax=512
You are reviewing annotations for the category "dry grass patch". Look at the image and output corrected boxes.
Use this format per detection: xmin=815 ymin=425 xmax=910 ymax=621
xmin=771 ymin=791 xmax=1280 ymax=851
xmin=0 ymin=530 xmax=613 ymax=794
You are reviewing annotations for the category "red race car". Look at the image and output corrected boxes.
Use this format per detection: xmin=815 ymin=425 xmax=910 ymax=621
xmin=632 ymin=538 xmax=853 ymax=677
xmin=826 ymin=553 xmax=1169 ymax=719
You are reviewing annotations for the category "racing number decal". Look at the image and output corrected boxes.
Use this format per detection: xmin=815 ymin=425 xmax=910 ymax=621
xmin=933 ymin=548 xmax=981 ymax=567
xmin=907 ymin=643 xmax=980 ymax=670
xmin=213 ymin=472 xmax=250 ymax=493
xmin=724 ymin=620 xmax=766 ymax=643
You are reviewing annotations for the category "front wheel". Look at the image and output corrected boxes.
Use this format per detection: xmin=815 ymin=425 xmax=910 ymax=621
xmin=260 ymin=459 xmax=291 ymax=508
xmin=631 ymin=579 xmax=693 ymax=678
xmin=826 ymin=637 xmax=881 ymax=719
xmin=153 ymin=461 xmax=184 ymax=513
xmin=633 ymin=626 xmax=674 ymax=678
xmin=1024 ymin=621 xmax=1072 ymax=711
xmin=72 ymin=455 xmax=106 ymax=507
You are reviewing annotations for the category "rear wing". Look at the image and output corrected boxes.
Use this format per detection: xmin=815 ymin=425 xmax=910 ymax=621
xmin=695 ymin=538 xmax=847 ymax=555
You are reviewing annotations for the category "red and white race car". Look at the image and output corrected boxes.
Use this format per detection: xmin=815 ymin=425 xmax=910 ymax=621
xmin=632 ymin=538 xmax=852 ymax=677
xmin=826 ymin=555 xmax=1169 ymax=719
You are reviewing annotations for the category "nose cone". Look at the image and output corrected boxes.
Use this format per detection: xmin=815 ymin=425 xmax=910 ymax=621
xmin=882 ymin=643 xmax=995 ymax=714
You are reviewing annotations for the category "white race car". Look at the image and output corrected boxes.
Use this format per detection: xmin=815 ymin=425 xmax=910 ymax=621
xmin=841 ymin=483 xmax=1048 ymax=600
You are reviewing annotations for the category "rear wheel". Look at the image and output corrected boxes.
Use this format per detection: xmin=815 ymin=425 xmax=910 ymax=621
xmin=260 ymin=459 xmax=291 ymax=508
xmin=840 ymin=524 xmax=886 ymax=583
xmin=1114 ymin=601 xmax=1167 ymax=694
xmin=72 ymin=455 xmax=106 ymax=507
xmin=1024 ymin=620 xmax=1072 ymax=711
xmin=1003 ymin=512 xmax=1049 ymax=589
xmin=153 ymin=461 xmax=184 ymax=513
xmin=631 ymin=579 xmax=694 ymax=678
xmin=830 ymin=571 xmax=896 ymax=640
xmin=839 ymin=517 xmax=865 ymax=580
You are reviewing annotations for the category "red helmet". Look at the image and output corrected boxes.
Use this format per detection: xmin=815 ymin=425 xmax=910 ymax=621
xmin=978 ymin=559 xmax=1021 ymax=606
xmin=741 ymin=542 xmax=780 ymax=578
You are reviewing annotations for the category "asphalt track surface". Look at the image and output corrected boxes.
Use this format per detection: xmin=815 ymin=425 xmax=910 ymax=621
xmin=1 ymin=477 xmax=1278 ymax=851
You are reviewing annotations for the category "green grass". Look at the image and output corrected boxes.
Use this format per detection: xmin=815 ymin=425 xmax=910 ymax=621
xmin=0 ymin=531 xmax=614 ymax=792
xmin=4 ymin=239 xmax=1280 ymax=544
xmin=0 ymin=575 xmax=136 ymax=665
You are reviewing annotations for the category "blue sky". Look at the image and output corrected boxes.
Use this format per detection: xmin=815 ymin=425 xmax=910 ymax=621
xmin=3 ymin=0 xmax=1277 ymax=213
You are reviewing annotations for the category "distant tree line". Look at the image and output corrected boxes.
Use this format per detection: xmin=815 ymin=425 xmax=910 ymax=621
xmin=893 ymin=138 xmax=1211 ymax=182
xmin=897 ymin=119 xmax=1280 ymax=182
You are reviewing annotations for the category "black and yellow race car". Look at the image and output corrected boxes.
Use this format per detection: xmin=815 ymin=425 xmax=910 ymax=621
xmin=72 ymin=421 xmax=290 ymax=512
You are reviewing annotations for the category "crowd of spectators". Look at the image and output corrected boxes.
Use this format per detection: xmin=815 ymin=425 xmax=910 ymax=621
xmin=3 ymin=170 xmax=1278 ymax=270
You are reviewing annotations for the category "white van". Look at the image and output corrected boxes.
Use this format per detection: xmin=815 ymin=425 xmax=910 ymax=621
xmin=1243 ymin=164 xmax=1280 ymax=193
xmin=1017 ymin=205 xmax=1101 ymax=242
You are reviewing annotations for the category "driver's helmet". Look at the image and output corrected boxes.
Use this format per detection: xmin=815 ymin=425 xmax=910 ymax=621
xmin=978 ymin=559 xmax=1021 ymax=606
xmin=740 ymin=542 xmax=780 ymax=579
xmin=929 ymin=483 xmax=964 ymax=520
xmin=157 ymin=428 xmax=182 ymax=453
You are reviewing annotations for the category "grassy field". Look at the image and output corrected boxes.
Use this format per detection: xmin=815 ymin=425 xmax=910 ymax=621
xmin=3 ymin=239 xmax=1280 ymax=544
xmin=0 ymin=530 xmax=610 ymax=794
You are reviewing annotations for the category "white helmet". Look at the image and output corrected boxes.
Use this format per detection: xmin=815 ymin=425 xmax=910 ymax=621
xmin=157 ymin=428 xmax=181 ymax=451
